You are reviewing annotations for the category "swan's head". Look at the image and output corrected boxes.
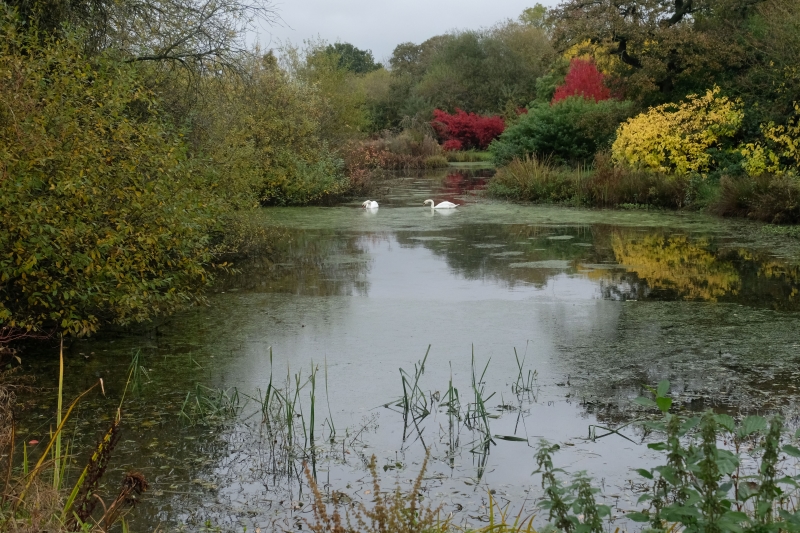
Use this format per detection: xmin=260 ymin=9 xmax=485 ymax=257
xmin=423 ymin=199 xmax=434 ymax=207
xmin=361 ymin=200 xmax=370 ymax=208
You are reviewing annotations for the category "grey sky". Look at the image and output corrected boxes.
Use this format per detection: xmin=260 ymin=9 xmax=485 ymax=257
xmin=256 ymin=0 xmax=559 ymax=64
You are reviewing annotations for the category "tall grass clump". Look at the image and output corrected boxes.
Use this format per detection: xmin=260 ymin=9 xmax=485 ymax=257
xmin=585 ymin=152 xmax=691 ymax=208
xmin=0 ymin=344 xmax=147 ymax=532
xmin=711 ymin=173 xmax=800 ymax=223
xmin=304 ymin=453 xmax=446 ymax=533
xmin=488 ymin=153 xmax=692 ymax=208
xmin=487 ymin=155 xmax=589 ymax=204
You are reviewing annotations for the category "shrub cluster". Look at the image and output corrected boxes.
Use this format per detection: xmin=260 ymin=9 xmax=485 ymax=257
xmin=343 ymin=130 xmax=447 ymax=187
xmin=431 ymin=109 xmax=505 ymax=151
xmin=490 ymin=97 xmax=634 ymax=165
xmin=488 ymin=153 xmax=690 ymax=208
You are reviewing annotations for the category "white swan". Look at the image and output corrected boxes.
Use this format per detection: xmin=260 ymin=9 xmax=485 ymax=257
xmin=361 ymin=200 xmax=379 ymax=209
xmin=423 ymin=199 xmax=458 ymax=209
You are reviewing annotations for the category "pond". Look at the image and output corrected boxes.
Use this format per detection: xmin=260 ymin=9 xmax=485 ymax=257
xmin=18 ymin=169 xmax=800 ymax=531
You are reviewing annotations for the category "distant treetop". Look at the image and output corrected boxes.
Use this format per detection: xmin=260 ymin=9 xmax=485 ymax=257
xmin=324 ymin=42 xmax=382 ymax=74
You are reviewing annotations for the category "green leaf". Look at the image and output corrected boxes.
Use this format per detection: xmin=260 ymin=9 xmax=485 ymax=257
xmin=634 ymin=397 xmax=657 ymax=408
xmin=656 ymin=396 xmax=672 ymax=413
xmin=626 ymin=511 xmax=650 ymax=522
xmin=737 ymin=415 xmax=766 ymax=438
xmin=635 ymin=468 xmax=653 ymax=479
xmin=714 ymin=414 xmax=735 ymax=432
xmin=656 ymin=380 xmax=670 ymax=398
xmin=782 ymin=444 xmax=800 ymax=458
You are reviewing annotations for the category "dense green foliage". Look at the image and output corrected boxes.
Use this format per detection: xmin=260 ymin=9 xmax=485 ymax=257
xmin=322 ymin=42 xmax=382 ymax=74
xmin=377 ymin=19 xmax=555 ymax=128
xmin=0 ymin=5 xmax=362 ymax=337
xmin=198 ymin=55 xmax=350 ymax=206
xmin=490 ymin=97 xmax=634 ymax=165
xmin=0 ymin=18 xmax=223 ymax=336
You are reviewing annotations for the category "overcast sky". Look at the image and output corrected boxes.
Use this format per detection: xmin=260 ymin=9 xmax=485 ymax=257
xmin=255 ymin=0 xmax=559 ymax=64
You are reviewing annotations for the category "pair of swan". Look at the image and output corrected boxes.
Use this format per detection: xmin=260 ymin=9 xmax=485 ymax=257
xmin=361 ymin=199 xmax=459 ymax=209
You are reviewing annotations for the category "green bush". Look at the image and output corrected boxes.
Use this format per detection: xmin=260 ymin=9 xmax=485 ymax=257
xmin=535 ymin=381 xmax=800 ymax=533
xmin=489 ymin=96 xmax=634 ymax=165
xmin=0 ymin=18 xmax=224 ymax=336
xmin=260 ymin=149 xmax=349 ymax=206
xmin=487 ymin=156 xmax=587 ymax=203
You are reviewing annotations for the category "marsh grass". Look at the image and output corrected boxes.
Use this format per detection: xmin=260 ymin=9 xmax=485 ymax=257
xmin=712 ymin=173 xmax=800 ymax=223
xmin=488 ymin=153 xmax=691 ymax=209
xmin=511 ymin=348 xmax=537 ymax=398
xmin=304 ymin=453 xmax=447 ymax=533
xmin=0 ymin=343 xmax=147 ymax=532
xmin=389 ymin=346 xmax=432 ymax=442
xmin=488 ymin=155 xmax=585 ymax=204
xmin=127 ymin=349 xmax=149 ymax=395
xmin=425 ymin=155 xmax=450 ymax=168
xmin=239 ymin=351 xmax=337 ymax=480
xmin=178 ymin=384 xmax=240 ymax=426
xmin=465 ymin=351 xmax=496 ymax=451
xmin=445 ymin=151 xmax=493 ymax=163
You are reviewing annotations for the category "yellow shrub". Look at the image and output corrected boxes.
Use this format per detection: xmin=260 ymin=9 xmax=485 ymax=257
xmin=612 ymin=87 xmax=743 ymax=175
xmin=563 ymin=39 xmax=622 ymax=76
xmin=740 ymin=103 xmax=800 ymax=176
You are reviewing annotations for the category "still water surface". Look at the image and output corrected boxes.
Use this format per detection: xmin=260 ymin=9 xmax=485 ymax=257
xmin=21 ymin=170 xmax=800 ymax=531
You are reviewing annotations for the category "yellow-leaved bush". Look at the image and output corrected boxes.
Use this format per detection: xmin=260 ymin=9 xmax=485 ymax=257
xmin=740 ymin=103 xmax=800 ymax=176
xmin=611 ymin=87 xmax=743 ymax=175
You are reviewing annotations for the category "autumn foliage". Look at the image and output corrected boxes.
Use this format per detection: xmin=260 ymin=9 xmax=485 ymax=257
xmin=552 ymin=58 xmax=611 ymax=103
xmin=431 ymin=109 xmax=505 ymax=150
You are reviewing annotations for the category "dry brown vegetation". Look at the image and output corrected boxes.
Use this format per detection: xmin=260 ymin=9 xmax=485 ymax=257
xmin=304 ymin=454 xmax=446 ymax=533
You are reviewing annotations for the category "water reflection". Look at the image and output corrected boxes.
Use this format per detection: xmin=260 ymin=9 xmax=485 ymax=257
xmin=394 ymin=223 xmax=800 ymax=310
xmin=215 ymin=229 xmax=374 ymax=296
xmin=611 ymin=232 xmax=739 ymax=301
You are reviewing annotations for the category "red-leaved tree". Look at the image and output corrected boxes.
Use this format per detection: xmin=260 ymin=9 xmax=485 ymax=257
xmin=431 ymin=109 xmax=505 ymax=150
xmin=442 ymin=139 xmax=463 ymax=151
xmin=552 ymin=58 xmax=611 ymax=104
